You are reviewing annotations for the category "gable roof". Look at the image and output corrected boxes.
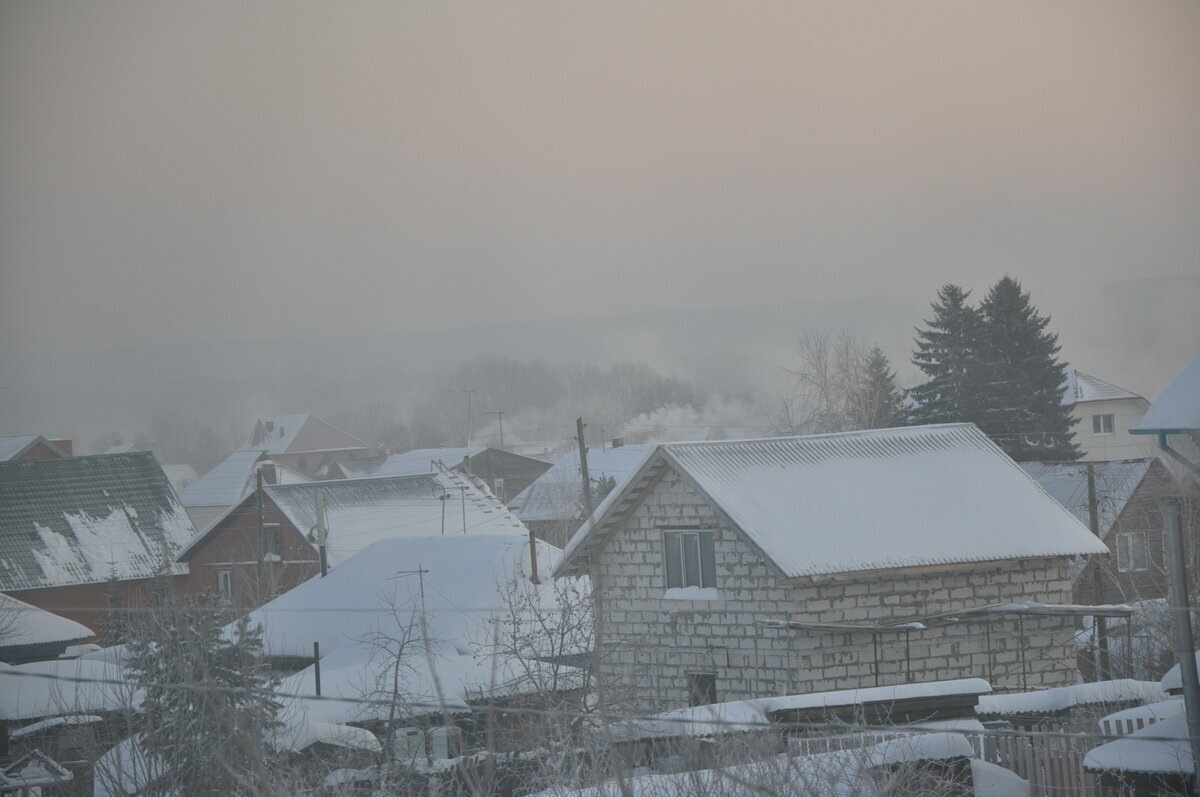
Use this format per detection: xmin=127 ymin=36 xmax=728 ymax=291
xmin=0 ymin=593 xmax=94 ymax=650
xmin=245 ymin=413 xmax=369 ymax=455
xmin=0 ymin=436 xmax=67 ymax=462
xmin=357 ymin=447 xmax=486 ymax=478
xmin=1132 ymin=355 xmax=1200 ymax=435
xmin=1061 ymin=369 xmax=1145 ymax=405
xmin=1019 ymin=459 xmax=1156 ymax=539
xmin=178 ymin=450 xmax=309 ymax=510
xmin=508 ymin=444 xmax=653 ymax=522
xmin=555 ymin=424 xmax=1108 ymax=579
xmin=179 ymin=465 xmax=528 ymax=564
xmin=0 ymin=453 xmax=194 ymax=591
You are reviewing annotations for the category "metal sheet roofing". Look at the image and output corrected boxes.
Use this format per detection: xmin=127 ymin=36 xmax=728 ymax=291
xmin=508 ymin=444 xmax=653 ymax=522
xmin=0 ymin=453 xmax=194 ymax=591
xmin=556 ymin=424 xmax=1108 ymax=579
xmin=262 ymin=466 xmax=527 ymax=565
xmin=1061 ymin=369 xmax=1145 ymax=405
xmin=178 ymin=450 xmax=309 ymax=509
xmin=1132 ymin=355 xmax=1200 ymax=435
xmin=1019 ymin=459 xmax=1154 ymax=539
xmin=359 ymin=447 xmax=486 ymax=478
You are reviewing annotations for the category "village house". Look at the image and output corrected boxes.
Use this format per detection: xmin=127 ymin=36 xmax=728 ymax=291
xmin=175 ymin=465 xmax=529 ymax=610
xmin=553 ymin=424 xmax=1109 ymax=712
xmin=1062 ymin=369 xmax=1159 ymax=461
xmin=1022 ymin=458 xmax=1191 ymax=606
xmin=177 ymin=448 xmax=310 ymax=531
xmin=331 ymin=446 xmax=552 ymax=504
xmin=508 ymin=443 xmax=652 ymax=547
xmin=0 ymin=452 xmax=197 ymax=638
xmin=0 ymin=435 xmax=70 ymax=463
xmin=244 ymin=413 xmax=377 ymax=477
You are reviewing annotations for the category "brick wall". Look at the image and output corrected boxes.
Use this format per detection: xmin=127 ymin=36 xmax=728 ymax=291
xmin=592 ymin=467 xmax=1079 ymax=712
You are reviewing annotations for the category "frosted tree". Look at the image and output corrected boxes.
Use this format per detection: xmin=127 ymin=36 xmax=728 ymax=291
xmin=976 ymin=276 xmax=1080 ymax=461
xmin=782 ymin=330 xmax=903 ymax=433
xmin=908 ymin=284 xmax=984 ymax=427
xmin=126 ymin=593 xmax=282 ymax=794
xmin=853 ymin=347 xmax=904 ymax=430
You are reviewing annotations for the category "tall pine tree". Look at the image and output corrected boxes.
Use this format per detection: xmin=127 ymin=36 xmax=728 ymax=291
xmin=976 ymin=276 xmax=1080 ymax=461
xmin=908 ymin=284 xmax=984 ymax=426
xmin=856 ymin=346 xmax=904 ymax=429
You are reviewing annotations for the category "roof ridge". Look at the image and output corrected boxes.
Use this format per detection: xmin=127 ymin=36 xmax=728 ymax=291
xmin=658 ymin=422 xmax=975 ymax=450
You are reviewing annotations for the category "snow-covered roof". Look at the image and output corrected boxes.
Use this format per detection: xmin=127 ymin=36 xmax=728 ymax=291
xmin=0 ymin=594 xmax=93 ymax=650
xmin=1084 ymin=712 xmax=1192 ymax=775
xmin=0 ymin=435 xmax=66 ymax=462
xmin=556 ymin=424 xmax=1109 ymax=579
xmin=1159 ymin=650 xmax=1200 ymax=692
xmin=1061 ymin=369 xmax=1145 ymax=405
xmin=613 ymin=678 xmax=991 ymax=742
xmin=245 ymin=413 xmax=370 ymax=455
xmin=264 ymin=467 xmax=528 ymax=566
xmin=976 ymin=680 xmax=1167 ymax=717
xmin=353 ymin=447 xmax=486 ymax=479
xmin=1132 ymin=355 xmax=1200 ymax=435
xmin=1101 ymin=698 xmax=1184 ymax=727
xmin=0 ymin=658 xmax=135 ymax=721
xmin=160 ymin=464 xmax=198 ymax=493
xmin=240 ymin=534 xmax=583 ymax=730
xmin=0 ymin=453 xmax=194 ymax=591
xmin=1020 ymin=459 xmax=1155 ymax=539
xmin=177 ymin=450 xmax=308 ymax=510
xmin=509 ymin=445 xmax=653 ymax=522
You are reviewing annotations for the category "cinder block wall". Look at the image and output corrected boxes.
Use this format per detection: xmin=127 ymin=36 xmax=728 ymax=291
xmin=593 ymin=468 xmax=1078 ymax=712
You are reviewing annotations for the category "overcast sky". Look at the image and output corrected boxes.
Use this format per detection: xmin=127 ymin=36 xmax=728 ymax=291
xmin=2 ymin=0 xmax=1198 ymax=358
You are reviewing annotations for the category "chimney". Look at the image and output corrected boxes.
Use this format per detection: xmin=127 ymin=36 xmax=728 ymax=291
xmin=611 ymin=437 xmax=625 ymax=449
xmin=259 ymin=463 xmax=278 ymax=485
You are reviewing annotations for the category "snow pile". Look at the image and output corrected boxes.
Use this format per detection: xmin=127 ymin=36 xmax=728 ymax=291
xmin=866 ymin=731 xmax=973 ymax=766
xmin=1159 ymin=651 xmax=1200 ymax=693
xmin=1084 ymin=712 xmax=1193 ymax=775
xmin=976 ymin=679 xmax=1167 ymax=717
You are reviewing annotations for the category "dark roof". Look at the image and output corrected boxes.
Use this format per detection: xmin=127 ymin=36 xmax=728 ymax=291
xmin=0 ymin=453 xmax=195 ymax=591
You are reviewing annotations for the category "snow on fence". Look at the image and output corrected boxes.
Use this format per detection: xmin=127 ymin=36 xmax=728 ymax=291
xmin=969 ymin=732 xmax=1110 ymax=797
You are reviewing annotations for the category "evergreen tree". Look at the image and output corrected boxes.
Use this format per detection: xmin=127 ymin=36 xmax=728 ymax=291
xmin=908 ymin=284 xmax=984 ymax=425
xmin=127 ymin=593 xmax=282 ymax=794
xmin=856 ymin=346 xmax=905 ymax=429
xmin=976 ymin=276 xmax=1080 ymax=461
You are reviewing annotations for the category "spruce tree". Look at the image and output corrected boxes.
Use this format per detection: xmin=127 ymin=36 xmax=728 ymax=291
xmin=908 ymin=284 xmax=984 ymax=426
xmin=976 ymin=276 xmax=1080 ymax=461
xmin=127 ymin=593 xmax=282 ymax=794
xmin=856 ymin=346 xmax=904 ymax=429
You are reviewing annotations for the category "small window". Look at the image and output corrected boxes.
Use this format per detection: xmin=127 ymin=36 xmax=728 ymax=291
xmin=1093 ymin=414 xmax=1115 ymax=435
xmin=1117 ymin=532 xmax=1149 ymax=572
xmin=217 ymin=570 xmax=233 ymax=601
xmin=687 ymin=673 xmax=718 ymax=707
xmin=663 ymin=530 xmax=716 ymax=589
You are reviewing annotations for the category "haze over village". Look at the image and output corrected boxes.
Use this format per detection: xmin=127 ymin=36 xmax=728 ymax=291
xmin=1 ymin=2 xmax=1199 ymax=795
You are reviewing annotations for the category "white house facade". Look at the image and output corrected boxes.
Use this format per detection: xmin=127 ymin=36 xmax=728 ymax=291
xmin=1062 ymin=369 xmax=1157 ymax=461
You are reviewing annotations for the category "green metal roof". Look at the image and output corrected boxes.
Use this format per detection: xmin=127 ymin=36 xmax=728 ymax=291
xmin=0 ymin=453 xmax=194 ymax=591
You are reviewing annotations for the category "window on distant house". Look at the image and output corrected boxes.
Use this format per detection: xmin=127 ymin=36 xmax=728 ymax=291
xmin=663 ymin=530 xmax=716 ymax=589
xmin=687 ymin=673 xmax=718 ymax=707
xmin=217 ymin=569 xmax=233 ymax=601
xmin=1117 ymin=532 xmax=1149 ymax=572
xmin=1093 ymin=414 xmax=1115 ymax=435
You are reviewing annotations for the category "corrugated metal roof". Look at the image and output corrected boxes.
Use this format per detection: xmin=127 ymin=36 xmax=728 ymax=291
xmin=178 ymin=450 xmax=309 ymax=509
xmin=264 ymin=466 xmax=527 ymax=565
xmin=508 ymin=444 xmax=653 ymax=522
xmin=1061 ymin=369 xmax=1145 ymax=405
xmin=0 ymin=453 xmax=194 ymax=591
xmin=556 ymin=424 xmax=1108 ymax=579
xmin=1132 ymin=355 xmax=1200 ymax=435
xmin=1019 ymin=459 xmax=1154 ymax=539
xmin=358 ymin=447 xmax=486 ymax=478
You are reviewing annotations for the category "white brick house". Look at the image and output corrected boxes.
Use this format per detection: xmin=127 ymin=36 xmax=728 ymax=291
xmin=553 ymin=424 xmax=1109 ymax=712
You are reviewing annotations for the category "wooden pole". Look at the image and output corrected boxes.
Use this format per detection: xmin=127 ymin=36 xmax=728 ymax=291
xmin=577 ymin=418 xmax=593 ymax=516
xmin=1087 ymin=463 xmax=1109 ymax=678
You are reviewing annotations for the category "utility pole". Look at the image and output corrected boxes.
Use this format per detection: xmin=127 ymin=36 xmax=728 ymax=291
xmin=255 ymin=468 xmax=265 ymax=605
xmin=485 ymin=410 xmax=507 ymax=501
xmin=1165 ymin=496 xmax=1200 ymax=795
xmin=1087 ymin=464 xmax=1109 ymax=678
xmin=577 ymin=417 xmax=593 ymax=517
xmin=463 ymin=389 xmax=475 ymax=473
xmin=315 ymin=490 xmax=329 ymax=578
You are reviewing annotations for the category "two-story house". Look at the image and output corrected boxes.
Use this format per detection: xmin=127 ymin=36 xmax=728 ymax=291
xmin=552 ymin=424 xmax=1108 ymax=711
xmin=1062 ymin=369 xmax=1157 ymax=461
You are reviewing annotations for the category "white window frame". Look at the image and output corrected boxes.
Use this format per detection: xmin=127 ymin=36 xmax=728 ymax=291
xmin=216 ymin=569 xmax=233 ymax=601
xmin=1117 ymin=531 xmax=1149 ymax=572
xmin=662 ymin=529 xmax=716 ymax=589
xmin=1093 ymin=414 xmax=1115 ymax=436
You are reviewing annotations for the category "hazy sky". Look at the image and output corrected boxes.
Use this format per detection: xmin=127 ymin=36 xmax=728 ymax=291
xmin=2 ymin=0 xmax=1198 ymax=357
